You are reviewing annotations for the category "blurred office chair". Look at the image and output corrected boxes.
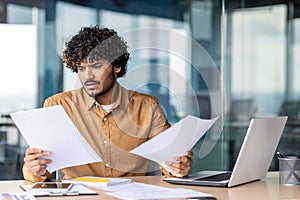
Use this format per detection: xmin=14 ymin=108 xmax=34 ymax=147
xmin=0 ymin=114 xmax=21 ymax=179
xmin=229 ymin=99 xmax=254 ymax=122
xmin=0 ymin=130 xmax=18 ymax=179
xmin=196 ymin=94 xmax=211 ymax=119
xmin=279 ymin=100 xmax=300 ymax=122
xmin=0 ymin=130 xmax=7 ymax=162
xmin=277 ymin=100 xmax=300 ymax=169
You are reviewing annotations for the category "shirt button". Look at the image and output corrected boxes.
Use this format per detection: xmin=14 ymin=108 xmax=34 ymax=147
xmin=103 ymin=118 xmax=107 ymax=122
xmin=104 ymin=140 xmax=108 ymax=144
xmin=105 ymin=163 xmax=110 ymax=167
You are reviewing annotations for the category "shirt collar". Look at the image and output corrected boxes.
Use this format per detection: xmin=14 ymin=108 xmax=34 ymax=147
xmin=111 ymin=82 xmax=132 ymax=111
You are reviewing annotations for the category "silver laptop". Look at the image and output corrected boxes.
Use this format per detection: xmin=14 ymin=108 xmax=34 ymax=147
xmin=164 ymin=116 xmax=288 ymax=187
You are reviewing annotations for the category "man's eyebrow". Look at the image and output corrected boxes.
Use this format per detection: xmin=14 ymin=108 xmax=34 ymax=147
xmin=89 ymin=61 xmax=104 ymax=66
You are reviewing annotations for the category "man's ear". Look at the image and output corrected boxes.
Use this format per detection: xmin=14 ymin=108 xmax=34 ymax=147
xmin=114 ymin=66 xmax=121 ymax=73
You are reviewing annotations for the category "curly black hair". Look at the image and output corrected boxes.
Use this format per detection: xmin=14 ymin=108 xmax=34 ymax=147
xmin=62 ymin=25 xmax=130 ymax=78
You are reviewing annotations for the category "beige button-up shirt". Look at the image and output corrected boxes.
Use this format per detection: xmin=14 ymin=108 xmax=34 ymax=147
xmin=23 ymin=83 xmax=170 ymax=182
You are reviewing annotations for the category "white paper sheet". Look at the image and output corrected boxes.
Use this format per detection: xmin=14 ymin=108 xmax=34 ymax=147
xmin=10 ymin=105 xmax=102 ymax=173
xmin=104 ymin=182 xmax=212 ymax=199
xmin=130 ymin=115 xmax=218 ymax=172
xmin=20 ymin=183 xmax=97 ymax=196
xmin=1 ymin=192 xmax=37 ymax=200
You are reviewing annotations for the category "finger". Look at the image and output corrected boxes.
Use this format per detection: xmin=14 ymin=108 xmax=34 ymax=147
xmin=26 ymin=159 xmax=52 ymax=173
xmin=26 ymin=148 xmax=51 ymax=157
xmin=30 ymin=165 xmax=48 ymax=176
xmin=26 ymin=148 xmax=43 ymax=155
xmin=185 ymin=151 xmax=194 ymax=158
xmin=27 ymin=158 xmax=52 ymax=168
xmin=169 ymin=166 xmax=189 ymax=177
xmin=24 ymin=151 xmax=51 ymax=163
xmin=173 ymin=156 xmax=193 ymax=167
xmin=166 ymin=160 xmax=191 ymax=171
xmin=165 ymin=161 xmax=190 ymax=177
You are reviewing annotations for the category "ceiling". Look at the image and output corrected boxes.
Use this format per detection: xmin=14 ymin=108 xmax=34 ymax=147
xmin=2 ymin=0 xmax=300 ymax=20
xmin=60 ymin=0 xmax=187 ymax=21
xmin=60 ymin=0 xmax=300 ymax=19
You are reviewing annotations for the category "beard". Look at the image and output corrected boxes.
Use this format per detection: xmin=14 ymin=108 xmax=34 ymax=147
xmin=83 ymin=69 xmax=116 ymax=98
xmin=95 ymin=74 xmax=115 ymax=97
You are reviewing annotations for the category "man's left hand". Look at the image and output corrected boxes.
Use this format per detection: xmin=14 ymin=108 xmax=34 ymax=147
xmin=165 ymin=151 xmax=193 ymax=177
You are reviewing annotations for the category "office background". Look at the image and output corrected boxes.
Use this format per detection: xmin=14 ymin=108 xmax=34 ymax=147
xmin=0 ymin=0 xmax=299 ymax=179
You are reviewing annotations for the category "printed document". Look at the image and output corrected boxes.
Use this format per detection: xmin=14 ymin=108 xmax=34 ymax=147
xmin=20 ymin=184 xmax=97 ymax=196
xmin=10 ymin=105 xmax=102 ymax=173
xmin=131 ymin=115 xmax=218 ymax=172
xmin=1 ymin=192 xmax=37 ymax=200
xmin=104 ymin=182 xmax=213 ymax=199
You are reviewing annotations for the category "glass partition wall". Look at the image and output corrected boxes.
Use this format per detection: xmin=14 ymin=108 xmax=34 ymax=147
xmin=225 ymin=1 xmax=300 ymax=170
xmin=0 ymin=3 xmax=44 ymax=179
xmin=0 ymin=0 xmax=299 ymax=179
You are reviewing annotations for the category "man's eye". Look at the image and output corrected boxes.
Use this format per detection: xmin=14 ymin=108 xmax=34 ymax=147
xmin=77 ymin=67 xmax=84 ymax=71
xmin=93 ymin=65 xmax=101 ymax=69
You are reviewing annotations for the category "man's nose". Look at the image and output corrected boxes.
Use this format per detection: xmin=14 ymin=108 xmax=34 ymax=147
xmin=84 ymin=67 xmax=95 ymax=79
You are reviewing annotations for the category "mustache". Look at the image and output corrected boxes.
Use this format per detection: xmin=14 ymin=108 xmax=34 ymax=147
xmin=84 ymin=80 xmax=100 ymax=86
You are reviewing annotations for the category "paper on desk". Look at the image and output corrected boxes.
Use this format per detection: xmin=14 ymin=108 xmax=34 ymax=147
xmin=1 ymin=192 xmax=37 ymax=200
xmin=130 ymin=115 xmax=218 ymax=172
xmin=104 ymin=182 xmax=213 ymax=200
xmin=10 ymin=105 xmax=102 ymax=173
xmin=20 ymin=183 xmax=97 ymax=196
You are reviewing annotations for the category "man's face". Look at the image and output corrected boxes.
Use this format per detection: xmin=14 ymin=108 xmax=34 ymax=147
xmin=78 ymin=58 xmax=116 ymax=98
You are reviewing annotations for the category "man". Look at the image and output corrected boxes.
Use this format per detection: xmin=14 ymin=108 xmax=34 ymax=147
xmin=23 ymin=26 xmax=193 ymax=182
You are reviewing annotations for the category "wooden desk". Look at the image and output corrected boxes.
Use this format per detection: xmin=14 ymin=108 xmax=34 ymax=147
xmin=0 ymin=172 xmax=299 ymax=199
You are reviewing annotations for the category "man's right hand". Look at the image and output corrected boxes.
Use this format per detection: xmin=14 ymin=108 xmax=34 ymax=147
xmin=24 ymin=147 xmax=52 ymax=177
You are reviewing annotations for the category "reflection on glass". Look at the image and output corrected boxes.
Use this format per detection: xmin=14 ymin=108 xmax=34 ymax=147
xmin=231 ymin=5 xmax=286 ymax=115
xmin=0 ymin=24 xmax=37 ymax=114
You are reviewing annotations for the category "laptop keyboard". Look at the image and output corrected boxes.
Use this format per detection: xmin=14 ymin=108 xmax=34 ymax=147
xmin=196 ymin=172 xmax=232 ymax=182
